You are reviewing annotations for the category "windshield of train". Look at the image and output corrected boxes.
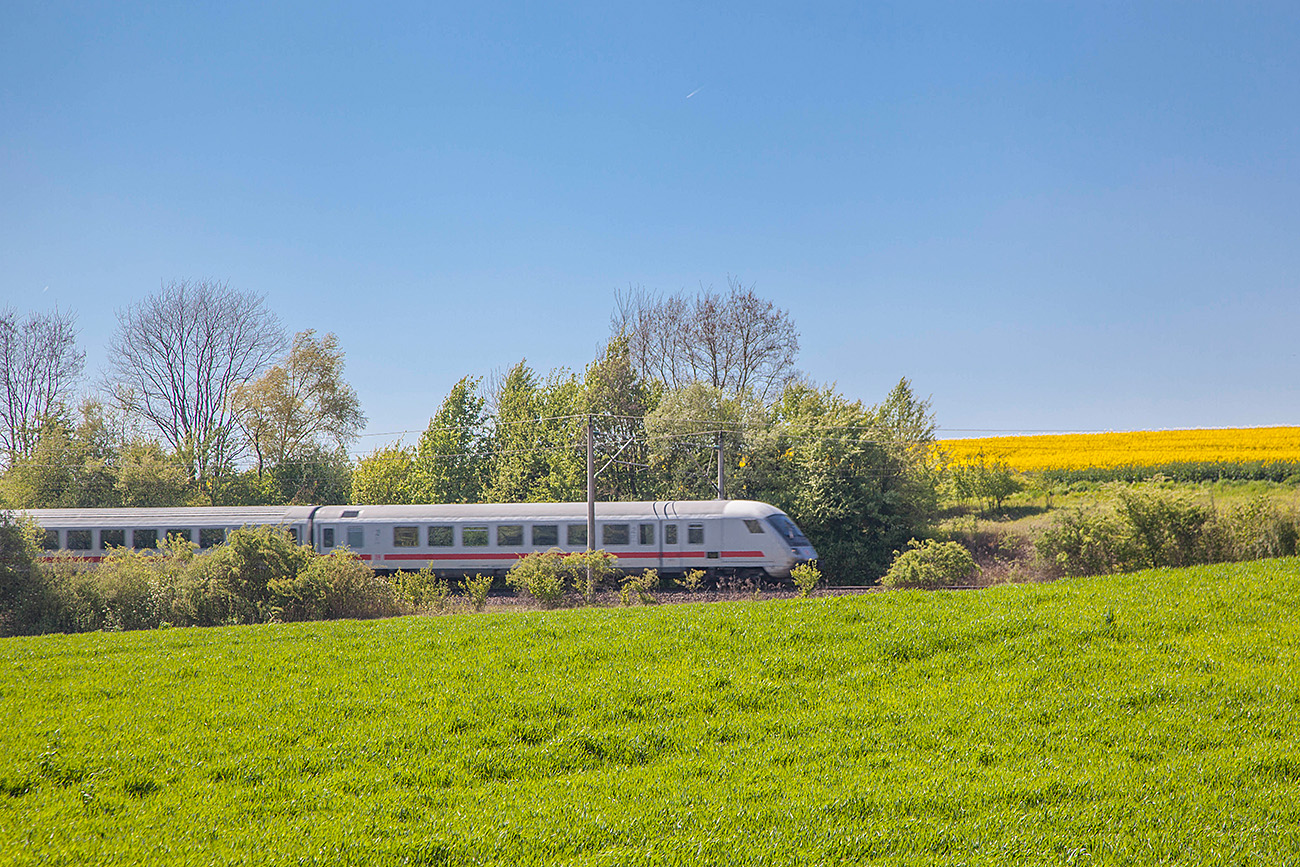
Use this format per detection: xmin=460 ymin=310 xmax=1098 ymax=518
xmin=765 ymin=514 xmax=811 ymax=546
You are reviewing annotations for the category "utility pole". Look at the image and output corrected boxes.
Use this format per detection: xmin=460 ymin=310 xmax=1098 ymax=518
xmin=586 ymin=416 xmax=596 ymax=550
xmin=586 ymin=416 xmax=596 ymax=599
xmin=716 ymin=430 xmax=725 ymax=500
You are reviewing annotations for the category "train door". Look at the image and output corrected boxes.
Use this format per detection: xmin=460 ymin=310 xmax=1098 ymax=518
xmin=656 ymin=502 xmax=683 ymax=573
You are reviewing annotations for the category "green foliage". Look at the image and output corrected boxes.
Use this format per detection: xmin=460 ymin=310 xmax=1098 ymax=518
xmin=882 ymin=538 xmax=981 ymax=589
xmin=1036 ymin=483 xmax=1300 ymax=578
xmin=505 ymin=550 xmax=568 ymax=608
xmin=619 ymin=569 xmax=658 ymax=606
xmin=228 ymin=330 xmax=366 ymax=478
xmin=393 ymin=566 xmax=454 ymax=612
xmin=506 ymin=549 xmax=620 ymax=608
xmin=947 ymin=451 xmax=1024 ymax=513
xmin=790 ymin=560 xmax=821 ymax=597
xmin=412 ymin=376 xmax=489 ymax=504
xmin=351 ymin=444 xmax=415 ymax=505
xmin=486 ymin=361 xmax=585 ymax=503
xmin=299 ymin=549 xmax=401 ymax=620
xmin=1035 ymin=460 xmax=1300 ymax=485
xmin=0 ymin=512 xmax=45 ymax=634
xmin=3 ymin=561 xmax=1300 ymax=863
xmin=674 ymin=568 xmax=707 ymax=592
xmin=461 ymin=573 xmax=493 ymax=611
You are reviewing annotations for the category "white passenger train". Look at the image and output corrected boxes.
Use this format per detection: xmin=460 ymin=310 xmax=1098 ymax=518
xmin=22 ymin=499 xmax=819 ymax=579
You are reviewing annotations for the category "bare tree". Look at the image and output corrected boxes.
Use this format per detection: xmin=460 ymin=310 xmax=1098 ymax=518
xmin=107 ymin=280 xmax=286 ymax=491
xmin=613 ymin=277 xmax=799 ymax=403
xmin=0 ymin=307 xmax=85 ymax=466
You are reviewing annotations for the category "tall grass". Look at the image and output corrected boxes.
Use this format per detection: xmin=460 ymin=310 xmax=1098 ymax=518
xmin=2 ymin=559 xmax=1299 ymax=864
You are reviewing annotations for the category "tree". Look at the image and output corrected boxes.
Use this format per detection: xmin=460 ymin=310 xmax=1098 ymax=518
xmin=485 ymin=361 xmax=584 ymax=503
xmin=614 ymin=277 xmax=799 ymax=403
xmin=106 ymin=279 xmax=286 ymax=495
xmin=351 ymin=444 xmax=415 ymax=504
xmin=411 ymin=377 xmax=489 ymax=504
xmin=582 ymin=336 xmax=657 ymax=502
xmin=0 ymin=307 xmax=85 ymax=466
xmin=644 ymin=383 xmax=762 ymax=500
xmin=229 ymin=330 xmax=365 ymax=477
xmin=0 ymin=402 xmax=121 ymax=508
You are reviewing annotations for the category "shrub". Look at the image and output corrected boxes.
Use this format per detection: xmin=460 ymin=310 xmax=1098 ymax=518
xmin=461 ymin=573 xmax=493 ymax=612
xmin=1035 ymin=509 xmax=1141 ymax=578
xmin=1115 ymin=485 xmax=1213 ymax=568
xmin=393 ymin=567 xmax=453 ymax=612
xmin=882 ymin=539 xmax=980 ymax=589
xmin=507 ymin=550 xmax=568 ymax=608
xmin=299 ymin=549 xmax=401 ymax=620
xmin=675 ymin=569 xmax=706 ymax=592
xmin=562 ymin=549 xmax=619 ymax=602
xmin=791 ymin=561 xmax=821 ymax=597
xmin=620 ymin=569 xmax=658 ymax=606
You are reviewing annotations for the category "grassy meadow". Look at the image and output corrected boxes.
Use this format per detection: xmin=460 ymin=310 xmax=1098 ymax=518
xmin=3 ymin=559 xmax=1300 ymax=865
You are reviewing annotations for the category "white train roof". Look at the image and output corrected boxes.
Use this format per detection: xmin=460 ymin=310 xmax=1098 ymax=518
xmin=17 ymin=506 xmax=301 ymax=527
xmin=15 ymin=499 xmax=788 ymax=526
xmin=308 ymin=499 xmax=783 ymax=522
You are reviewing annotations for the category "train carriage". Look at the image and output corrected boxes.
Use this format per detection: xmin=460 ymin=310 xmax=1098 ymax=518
xmin=21 ymin=499 xmax=818 ymax=579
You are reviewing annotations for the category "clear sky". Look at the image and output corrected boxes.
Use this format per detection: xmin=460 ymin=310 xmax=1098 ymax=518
xmin=3 ymin=1 xmax=1298 ymax=451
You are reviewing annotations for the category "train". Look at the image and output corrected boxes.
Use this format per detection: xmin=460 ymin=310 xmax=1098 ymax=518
xmin=20 ymin=499 xmax=819 ymax=579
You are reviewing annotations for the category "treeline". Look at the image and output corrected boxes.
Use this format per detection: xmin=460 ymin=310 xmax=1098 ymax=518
xmin=1 ymin=280 xmax=945 ymax=584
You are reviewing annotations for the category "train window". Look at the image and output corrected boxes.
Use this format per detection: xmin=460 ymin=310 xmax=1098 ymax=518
xmin=566 ymin=524 xmax=587 ymax=546
xmin=428 ymin=525 xmax=453 ymax=546
xmin=688 ymin=523 xmax=704 ymax=545
xmin=347 ymin=526 xmax=365 ymax=549
xmin=100 ymin=529 xmax=125 ymax=550
xmin=665 ymin=524 xmax=677 ymax=545
xmin=200 ymin=528 xmax=225 ymax=548
xmin=602 ymin=524 xmax=629 ymax=546
xmin=166 ymin=528 xmax=192 ymax=543
xmin=639 ymin=523 xmax=655 ymax=545
xmin=744 ymin=519 xmax=764 ymax=534
xmin=67 ymin=530 xmax=92 ymax=551
xmin=497 ymin=525 xmax=523 ymax=546
xmin=394 ymin=526 xmax=419 ymax=547
xmin=41 ymin=529 xmax=59 ymax=551
xmin=322 ymin=527 xmax=335 ymax=548
xmin=463 ymin=526 xmax=488 ymax=547
xmin=287 ymin=528 xmax=299 ymax=543
xmin=765 ymin=515 xmax=811 ymax=546
xmin=532 ymin=524 xmax=558 ymax=546
xmin=133 ymin=529 xmax=157 ymax=550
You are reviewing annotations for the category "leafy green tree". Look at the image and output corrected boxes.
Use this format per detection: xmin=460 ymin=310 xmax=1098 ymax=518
xmin=0 ymin=403 xmax=121 ymax=508
xmin=229 ymin=330 xmax=365 ymax=478
xmin=583 ymin=336 xmax=657 ymax=501
xmin=486 ymin=361 xmax=584 ymax=502
xmin=411 ymin=376 xmax=489 ymax=504
xmin=116 ymin=440 xmax=194 ymax=507
xmin=645 ymin=383 xmax=761 ymax=500
xmin=351 ymin=444 xmax=415 ymax=504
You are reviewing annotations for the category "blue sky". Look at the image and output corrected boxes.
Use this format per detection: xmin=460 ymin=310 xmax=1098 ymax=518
xmin=3 ymin=1 xmax=1298 ymax=451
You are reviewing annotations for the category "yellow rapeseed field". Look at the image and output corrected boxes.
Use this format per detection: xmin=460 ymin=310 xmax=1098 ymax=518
xmin=939 ymin=427 xmax=1300 ymax=472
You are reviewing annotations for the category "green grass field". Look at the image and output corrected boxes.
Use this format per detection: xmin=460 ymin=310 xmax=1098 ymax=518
xmin=3 ymin=560 xmax=1299 ymax=865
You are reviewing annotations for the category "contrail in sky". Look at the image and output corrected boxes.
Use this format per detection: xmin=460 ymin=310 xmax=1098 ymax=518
xmin=686 ymin=87 xmax=703 ymax=99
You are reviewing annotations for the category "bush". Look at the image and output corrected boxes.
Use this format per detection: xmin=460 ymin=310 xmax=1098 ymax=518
xmin=461 ymin=573 xmax=493 ymax=611
xmin=675 ymin=569 xmax=706 ymax=592
xmin=791 ymin=561 xmax=821 ymax=597
xmin=620 ymin=569 xmax=658 ymax=606
xmin=506 ymin=550 xmax=568 ymax=608
xmin=300 ymin=550 xmax=401 ymax=620
xmin=506 ymin=549 xmax=620 ymax=608
xmin=1036 ymin=509 xmax=1141 ymax=578
xmin=882 ymin=539 xmax=980 ymax=589
xmin=393 ymin=567 xmax=453 ymax=612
